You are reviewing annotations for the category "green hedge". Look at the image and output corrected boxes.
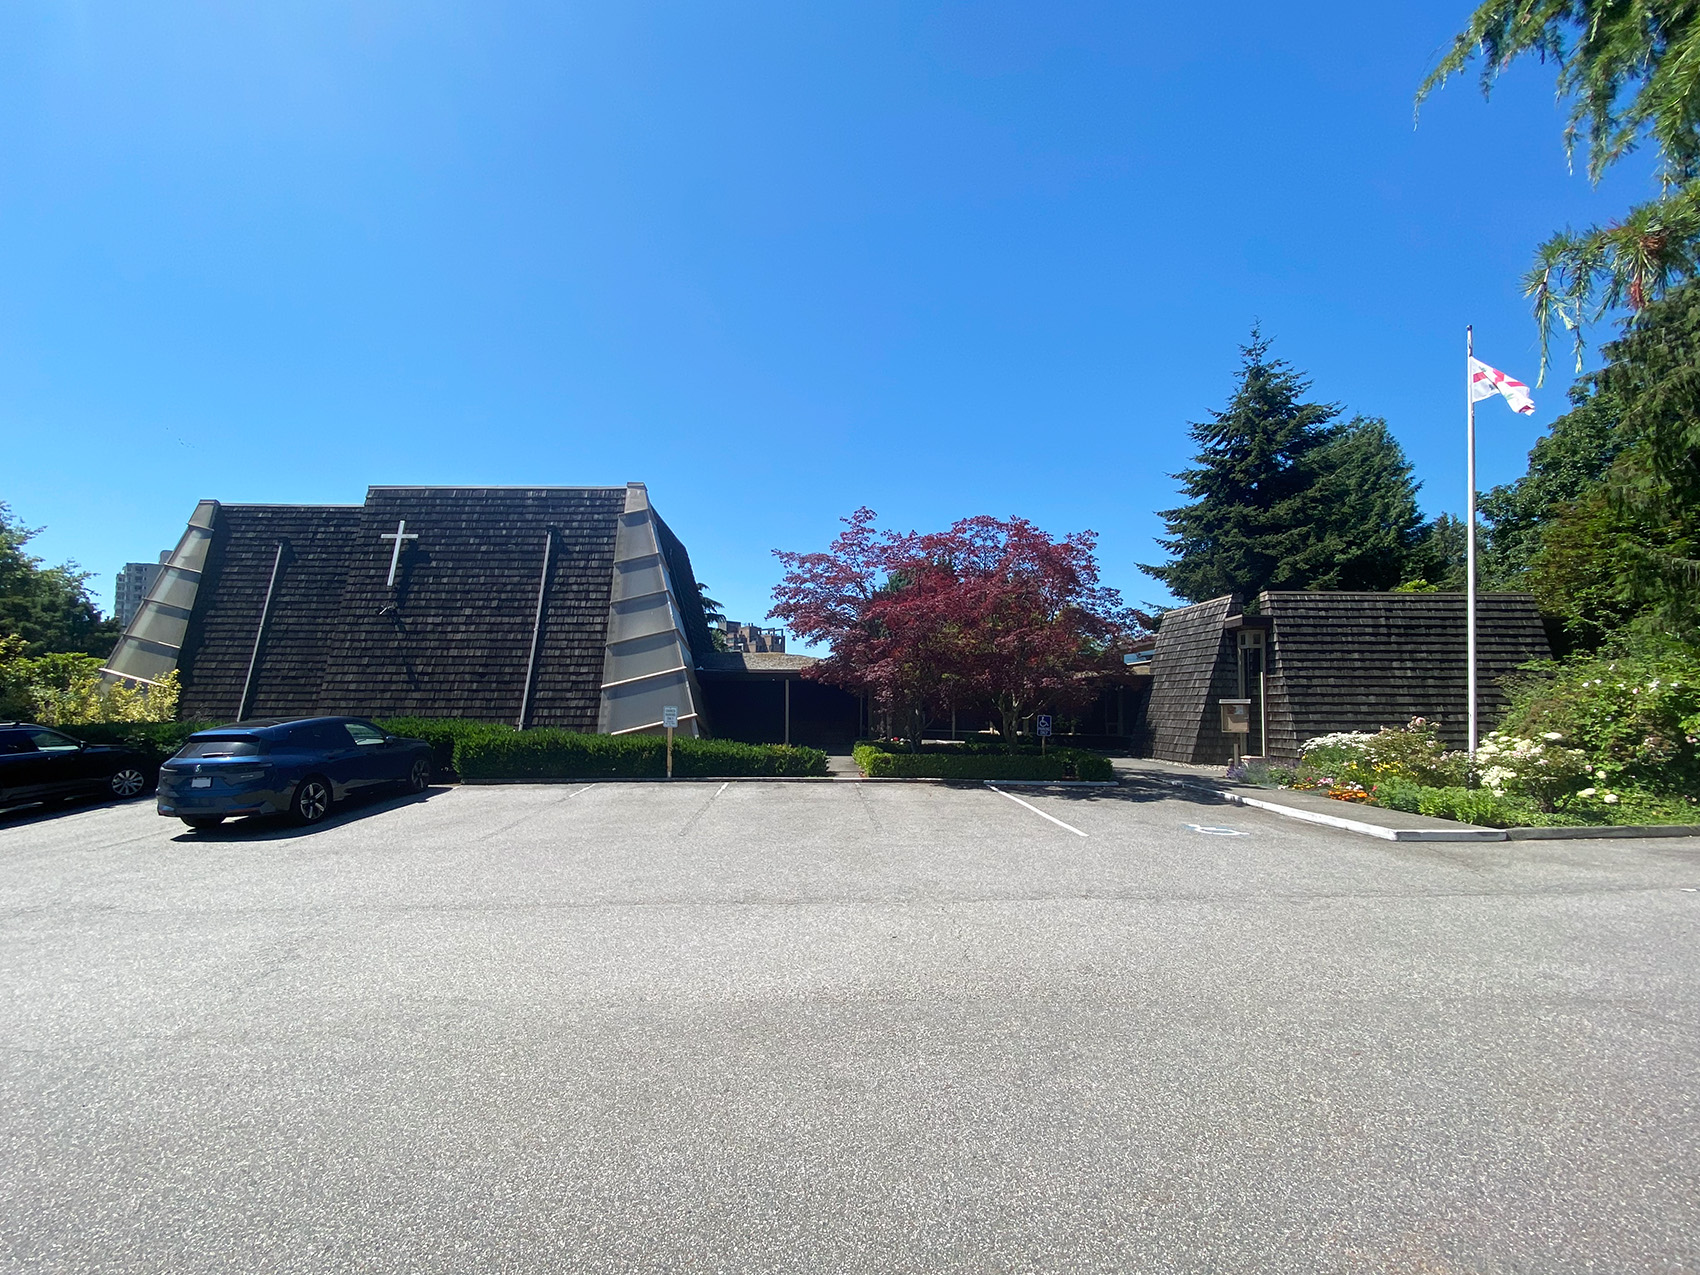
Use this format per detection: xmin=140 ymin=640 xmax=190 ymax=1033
xmin=853 ymin=742 xmax=1113 ymax=781
xmin=50 ymin=714 xmax=830 ymax=781
xmin=455 ymin=728 xmax=828 ymax=780
xmin=50 ymin=716 xmax=502 ymax=774
xmin=374 ymin=717 xmax=511 ymax=778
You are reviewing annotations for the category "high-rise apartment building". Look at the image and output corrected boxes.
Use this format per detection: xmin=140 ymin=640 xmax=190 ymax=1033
xmin=114 ymin=552 xmax=170 ymax=628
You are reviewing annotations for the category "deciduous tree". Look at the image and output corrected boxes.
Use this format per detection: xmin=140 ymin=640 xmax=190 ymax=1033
xmin=770 ymin=510 xmax=1139 ymax=746
xmin=0 ymin=503 xmax=121 ymax=658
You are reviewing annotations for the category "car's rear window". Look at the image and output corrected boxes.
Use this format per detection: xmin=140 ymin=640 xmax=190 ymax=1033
xmin=177 ymin=738 xmax=266 ymax=758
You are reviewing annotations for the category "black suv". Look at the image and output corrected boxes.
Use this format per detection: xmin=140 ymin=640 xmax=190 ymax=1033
xmin=0 ymin=724 xmax=156 ymax=810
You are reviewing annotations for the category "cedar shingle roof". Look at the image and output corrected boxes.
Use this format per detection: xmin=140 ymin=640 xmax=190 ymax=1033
xmin=174 ymin=486 xmax=706 ymax=728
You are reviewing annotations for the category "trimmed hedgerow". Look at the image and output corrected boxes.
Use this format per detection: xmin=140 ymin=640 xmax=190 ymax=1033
xmin=454 ymin=729 xmax=827 ymax=780
xmin=32 ymin=714 xmax=833 ymax=782
xmin=374 ymin=717 xmax=511 ymax=779
xmin=853 ymin=742 xmax=1113 ymax=782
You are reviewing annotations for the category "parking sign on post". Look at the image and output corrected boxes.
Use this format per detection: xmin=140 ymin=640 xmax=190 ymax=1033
xmin=1036 ymin=714 xmax=1052 ymax=755
xmin=662 ymin=706 xmax=678 ymax=778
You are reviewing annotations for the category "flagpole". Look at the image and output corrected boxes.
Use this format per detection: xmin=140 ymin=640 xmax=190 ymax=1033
xmin=1465 ymin=325 xmax=1478 ymax=767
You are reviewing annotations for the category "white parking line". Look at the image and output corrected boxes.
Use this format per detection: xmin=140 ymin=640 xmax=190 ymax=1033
xmin=987 ymin=784 xmax=1088 ymax=838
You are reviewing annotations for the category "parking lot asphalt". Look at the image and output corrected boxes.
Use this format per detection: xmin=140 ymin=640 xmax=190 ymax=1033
xmin=2 ymin=779 xmax=1698 ymax=1274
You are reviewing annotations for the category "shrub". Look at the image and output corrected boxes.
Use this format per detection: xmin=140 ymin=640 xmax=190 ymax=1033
xmin=376 ymin=717 xmax=512 ymax=779
xmin=1368 ymin=776 xmax=1424 ymax=813
xmin=852 ymin=742 xmax=1111 ymax=781
xmin=1473 ymin=730 xmax=1592 ymax=811
xmin=1411 ymin=786 xmax=1522 ymax=827
xmin=1361 ymin=782 xmax=1523 ymax=827
xmin=455 ymin=729 xmax=827 ymax=780
xmin=1414 ymin=788 xmax=1523 ymax=829
xmin=1499 ymin=644 xmax=1700 ymax=796
xmin=1298 ymin=718 xmax=1465 ymax=789
xmin=0 ymin=635 xmax=181 ymax=725
xmin=1559 ymin=788 xmax=1700 ymax=825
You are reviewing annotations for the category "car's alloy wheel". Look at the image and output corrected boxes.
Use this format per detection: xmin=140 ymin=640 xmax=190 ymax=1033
xmin=293 ymin=776 xmax=332 ymax=825
xmin=109 ymin=768 xmax=147 ymax=798
xmin=408 ymin=758 xmax=431 ymax=793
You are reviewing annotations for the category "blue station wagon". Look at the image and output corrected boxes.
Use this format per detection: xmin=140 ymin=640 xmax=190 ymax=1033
xmin=157 ymin=716 xmax=433 ymax=830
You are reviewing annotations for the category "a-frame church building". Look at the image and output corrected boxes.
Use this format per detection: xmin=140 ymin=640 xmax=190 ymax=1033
xmin=104 ymin=484 xmax=720 ymax=736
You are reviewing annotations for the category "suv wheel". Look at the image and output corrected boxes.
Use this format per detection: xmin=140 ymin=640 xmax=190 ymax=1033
xmin=109 ymin=768 xmax=147 ymax=799
xmin=292 ymin=776 xmax=332 ymax=825
xmin=408 ymin=758 xmax=432 ymax=793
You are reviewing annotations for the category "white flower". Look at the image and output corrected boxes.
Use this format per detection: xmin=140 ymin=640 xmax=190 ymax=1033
xmin=1603 ymin=793 xmax=1620 ymax=805
xmin=1579 ymin=787 xmax=1597 ymax=798
xmin=1542 ymin=731 xmax=1563 ymax=741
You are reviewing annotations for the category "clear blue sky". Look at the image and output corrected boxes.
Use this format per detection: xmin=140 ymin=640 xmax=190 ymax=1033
xmin=0 ymin=1 xmax=1657 ymax=634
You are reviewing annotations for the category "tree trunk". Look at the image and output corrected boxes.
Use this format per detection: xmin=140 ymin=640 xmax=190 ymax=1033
xmin=995 ymin=696 xmax=1023 ymax=746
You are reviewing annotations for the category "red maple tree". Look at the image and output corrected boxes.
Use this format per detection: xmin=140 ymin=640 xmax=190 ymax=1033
xmin=770 ymin=509 xmax=1140 ymax=746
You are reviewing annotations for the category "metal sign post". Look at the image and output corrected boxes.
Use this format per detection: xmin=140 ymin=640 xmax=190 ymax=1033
xmin=662 ymin=705 xmax=678 ymax=779
xmin=1036 ymin=714 xmax=1052 ymax=756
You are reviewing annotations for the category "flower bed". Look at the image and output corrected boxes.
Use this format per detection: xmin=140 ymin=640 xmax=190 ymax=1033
xmin=1279 ymin=717 xmax=1699 ymax=828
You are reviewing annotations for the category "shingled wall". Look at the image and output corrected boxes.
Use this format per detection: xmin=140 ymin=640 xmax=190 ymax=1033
xmin=1146 ymin=594 xmax=1241 ymax=765
xmin=313 ymin=487 xmax=626 ymax=727
xmin=169 ymin=487 xmax=674 ymax=729
xmin=1259 ymin=591 xmax=1549 ymax=757
xmin=176 ymin=505 xmax=363 ymax=722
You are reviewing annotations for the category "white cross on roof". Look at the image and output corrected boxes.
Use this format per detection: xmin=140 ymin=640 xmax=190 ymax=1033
xmin=379 ymin=519 xmax=419 ymax=587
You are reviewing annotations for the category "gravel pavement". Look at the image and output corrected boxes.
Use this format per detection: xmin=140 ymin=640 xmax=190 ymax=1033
xmin=2 ymin=778 xmax=1698 ymax=1274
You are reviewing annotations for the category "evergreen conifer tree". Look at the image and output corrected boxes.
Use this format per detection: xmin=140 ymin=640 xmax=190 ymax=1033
xmin=1143 ymin=331 xmax=1339 ymax=602
xmin=1285 ymin=417 xmax=1426 ymax=591
xmin=1145 ymin=334 xmax=1428 ymax=603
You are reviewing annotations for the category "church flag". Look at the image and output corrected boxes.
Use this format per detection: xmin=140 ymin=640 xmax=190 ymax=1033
xmin=1468 ymin=356 xmax=1535 ymax=415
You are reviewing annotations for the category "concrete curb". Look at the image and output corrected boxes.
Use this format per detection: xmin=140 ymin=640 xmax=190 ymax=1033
xmin=1153 ymin=776 xmax=1700 ymax=843
xmin=982 ymin=780 xmax=1117 ymax=789
xmin=1505 ymin=823 xmax=1700 ymax=840
xmin=460 ymin=775 xmax=960 ymax=785
xmin=1185 ymin=784 xmax=1504 ymax=842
